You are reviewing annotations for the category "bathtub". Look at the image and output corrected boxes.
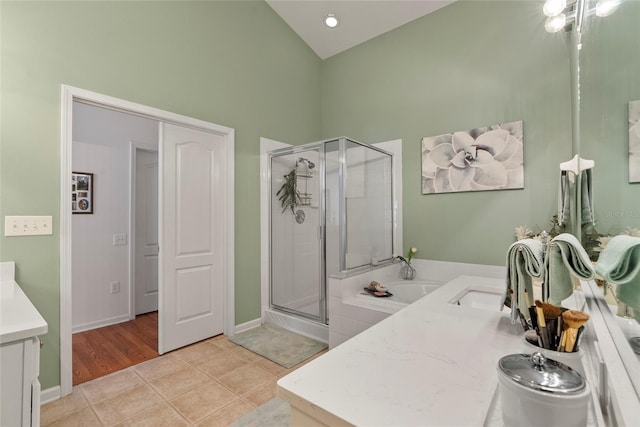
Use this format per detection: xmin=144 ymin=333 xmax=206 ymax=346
xmin=385 ymin=280 xmax=443 ymax=304
xmin=355 ymin=279 xmax=444 ymax=308
xmin=331 ymin=279 xmax=445 ymax=347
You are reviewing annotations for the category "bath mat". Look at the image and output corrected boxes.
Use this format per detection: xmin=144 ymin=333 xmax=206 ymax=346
xmin=229 ymin=397 xmax=289 ymax=427
xmin=229 ymin=324 xmax=327 ymax=368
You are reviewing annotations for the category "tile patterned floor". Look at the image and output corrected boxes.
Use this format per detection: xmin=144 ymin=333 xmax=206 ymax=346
xmin=42 ymin=334 xmax=327 ymax=426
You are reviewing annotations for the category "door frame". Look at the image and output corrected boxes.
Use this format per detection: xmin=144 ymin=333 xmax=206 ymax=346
xmin=129 ymin=142 xmax=159 ymax=319
xmin=60 ymin=85 xmax=235 ymax=397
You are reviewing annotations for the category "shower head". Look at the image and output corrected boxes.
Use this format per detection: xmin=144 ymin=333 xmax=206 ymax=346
xmin=296 ymin=157 xmax=315 ymax=169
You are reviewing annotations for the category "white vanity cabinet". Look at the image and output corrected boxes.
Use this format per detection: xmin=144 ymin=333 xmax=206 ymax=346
xmin=1 ymin=262 xmax=48 ymax=427
xmin=1 ymin=337 xmax=42 ymax=426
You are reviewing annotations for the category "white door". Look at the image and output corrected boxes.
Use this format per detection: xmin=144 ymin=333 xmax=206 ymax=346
xmin=159 ymin=123 xmax=226 ymax=353
xmin=135 ymin=149 xmax=159 ymax=315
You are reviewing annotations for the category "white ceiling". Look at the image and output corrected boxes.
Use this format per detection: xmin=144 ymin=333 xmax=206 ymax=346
xmin=265 ymin=0 xmax=456 ymax=59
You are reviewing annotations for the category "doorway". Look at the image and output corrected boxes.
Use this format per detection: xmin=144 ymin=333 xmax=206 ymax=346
xmin=71 ymin=104 xmax=161 ymax=385
xmin=132 ymin=144 xmax=159 ymax=316
xmin=60 ymin=85 xmax=236 ymax=397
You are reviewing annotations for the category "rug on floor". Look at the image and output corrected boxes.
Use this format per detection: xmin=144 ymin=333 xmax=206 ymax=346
xmin=229 ymin=397 xmax=289 ymax=427
xmin=229 ymin=324 xmax=327 ymax=368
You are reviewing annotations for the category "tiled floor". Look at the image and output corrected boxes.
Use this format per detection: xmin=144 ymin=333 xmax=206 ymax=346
xmin=42 ymin=334 xmax=327 ymax=426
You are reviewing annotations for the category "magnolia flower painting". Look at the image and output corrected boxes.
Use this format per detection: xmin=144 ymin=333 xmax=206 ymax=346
xmin=421 ymin=120 xmax=524 ymax=194
xmin=629 ymin=100 xmax=640 ymax=183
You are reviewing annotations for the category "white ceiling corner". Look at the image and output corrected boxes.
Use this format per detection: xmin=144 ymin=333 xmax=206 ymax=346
xmin=265 ymin=0 xmax=456 ymax=59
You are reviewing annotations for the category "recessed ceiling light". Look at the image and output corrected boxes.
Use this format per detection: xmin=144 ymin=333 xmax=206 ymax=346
xmin=324 ymin=13 xmax=339 ymax=28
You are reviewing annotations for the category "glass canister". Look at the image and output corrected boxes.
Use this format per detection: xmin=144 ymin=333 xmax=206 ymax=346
xmin=497 ymin=352 xmax=590 ymax=427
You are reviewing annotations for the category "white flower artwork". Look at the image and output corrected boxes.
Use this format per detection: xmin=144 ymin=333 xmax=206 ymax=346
xmin=629 ymin=100 xmax=640 ymax=183
xmin=421 ymin=120 xmax=524 ymax=194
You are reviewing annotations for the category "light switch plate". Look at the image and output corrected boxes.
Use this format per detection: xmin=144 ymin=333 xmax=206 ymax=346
xmin=4 ymin=216 xmax=53 ymax=236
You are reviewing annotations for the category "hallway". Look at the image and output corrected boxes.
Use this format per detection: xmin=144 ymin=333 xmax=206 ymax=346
xmin=72 ymin=312 xmax=158 ymax=386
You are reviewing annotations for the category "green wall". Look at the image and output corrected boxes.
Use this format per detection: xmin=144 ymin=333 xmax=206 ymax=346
xmin=580 ymin=0 xmax=640 ymax=234
xmin=0 ymin=0 xmax=321 ymax=389
xmin=321 ymin=1 xmax=575 ymax=265
xmin=2 ymin=0 xmax=637 ymax=393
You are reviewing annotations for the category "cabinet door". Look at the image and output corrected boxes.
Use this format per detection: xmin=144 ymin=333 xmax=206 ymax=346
xmin=1 ymin=340 xmax=28 ymax=426
xmin=0 ymin=338 xmax=39 ymax=427
xmin=30 ymin=337 xmax=41 ymax=427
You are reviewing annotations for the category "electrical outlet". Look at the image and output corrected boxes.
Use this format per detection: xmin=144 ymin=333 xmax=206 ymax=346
xmin=4 ymin=216 xmax=53 ymax=236
xmin=110 ymin=281 xmax=120 ymax=294
xmin=112 ymin=233 xmax=127 ymax=246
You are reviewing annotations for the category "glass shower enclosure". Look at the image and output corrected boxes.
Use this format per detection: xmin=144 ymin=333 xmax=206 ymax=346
xmin=269 ymin=137 xmax=394 ymax=324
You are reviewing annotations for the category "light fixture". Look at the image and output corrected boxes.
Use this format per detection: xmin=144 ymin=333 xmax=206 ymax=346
xmin=545 ymin=13 xmax=568 ymax=33
xmin=324 ymin=13 xmax=339 ymax=28
xmin=542 ymin=0 xmax=620 ymax=33
xmin=595 ymin=0 xmax=620 ymax=17
xmin=543 ymin=0 xmax=567 ymax=17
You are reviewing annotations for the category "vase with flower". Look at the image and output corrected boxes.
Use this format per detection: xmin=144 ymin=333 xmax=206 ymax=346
xmin=396 ymin=247 xmax=418 ymax=280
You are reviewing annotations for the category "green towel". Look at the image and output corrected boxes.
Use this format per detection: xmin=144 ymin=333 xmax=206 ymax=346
xmin=543 ymin=233 xmax=595 ymax=305
xmin=581 ymin=169 xmax=595 ymax=225
xmin=595 ymin=235 xmax=640 ymax=322
xmin=506 ymin=239 xmax=545 ymax=323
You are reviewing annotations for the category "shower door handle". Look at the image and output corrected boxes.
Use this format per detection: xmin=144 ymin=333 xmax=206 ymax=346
xmin=318 ymin=225 xmax=323 ymax=241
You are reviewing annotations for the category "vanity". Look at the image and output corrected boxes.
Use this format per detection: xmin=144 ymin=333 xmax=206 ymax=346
xmin=277 ymin=275 xmax=640 ymax=426
xmin=1 ymin=262 xmax=48 ymax=427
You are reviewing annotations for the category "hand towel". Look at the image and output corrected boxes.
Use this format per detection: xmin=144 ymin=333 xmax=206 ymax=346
xmin=581 ymin=169 xmax=595 ymax=225
xmin=543 ymin=233 xmax=595 ymax=305
xmin=506 ymin=239 xmax=545 ymax=323
xmin=558 ymin=171 xmax=571 ymax=226
xmin=557 ymin=169 xmax=595 ymax=227
xmin=595 ymin=235 xmax=640 ymax=322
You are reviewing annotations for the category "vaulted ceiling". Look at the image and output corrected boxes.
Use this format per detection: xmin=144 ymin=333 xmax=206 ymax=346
xmin=265 ymin=1 xmax=456 ymax=59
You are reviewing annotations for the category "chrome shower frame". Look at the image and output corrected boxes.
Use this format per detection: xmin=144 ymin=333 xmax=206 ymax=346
xmin=267 ymin=137 xmax=394 ymax=325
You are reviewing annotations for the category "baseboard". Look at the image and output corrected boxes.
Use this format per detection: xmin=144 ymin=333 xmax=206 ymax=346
xmin=41 ymin=386 xmax=61 ymax=404
xmin=234 ymin=318 xmax=262 ymax=334
xmin=72 ymin=315 xmax=131 ymax=333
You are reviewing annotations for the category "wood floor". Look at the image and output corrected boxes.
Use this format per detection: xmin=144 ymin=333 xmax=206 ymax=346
xmin=72 ymin=312 xmax=158 ymax=386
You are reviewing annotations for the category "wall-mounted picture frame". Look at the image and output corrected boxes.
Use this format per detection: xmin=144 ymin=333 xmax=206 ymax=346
xmin=421 ymin=120 xmax=524 ymax=194
xmin=72 ymin=172 xmax=93 ymax=214
xmin=629 ymin=100 xmax=640 ymax=183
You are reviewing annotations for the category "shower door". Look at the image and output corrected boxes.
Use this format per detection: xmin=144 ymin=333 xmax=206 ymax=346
xmin=270 ymin=145 xmax=326 ymax=323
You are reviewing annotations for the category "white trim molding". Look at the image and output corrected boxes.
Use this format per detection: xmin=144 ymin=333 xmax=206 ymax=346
xmin=234 ymin=318 xmax=262 ymax=334
xmin=40 ymin=386 xmax=61 ymax=406
xmin=260 ymin=137 xmax=291 ymax=322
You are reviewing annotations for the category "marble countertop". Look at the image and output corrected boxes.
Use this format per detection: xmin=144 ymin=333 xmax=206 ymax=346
xmin=1 ymin=262 xmax=48 ymax=344
xmin=277 ymin=275 xmax=525 ymax=426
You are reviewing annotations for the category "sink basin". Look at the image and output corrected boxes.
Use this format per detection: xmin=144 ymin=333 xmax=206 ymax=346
xmin=450 ymin=286 xmax=506 ymax=312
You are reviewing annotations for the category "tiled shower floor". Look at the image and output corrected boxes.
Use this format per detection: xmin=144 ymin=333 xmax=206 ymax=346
xmin=42 ymin=334 xmax=326 ymax=426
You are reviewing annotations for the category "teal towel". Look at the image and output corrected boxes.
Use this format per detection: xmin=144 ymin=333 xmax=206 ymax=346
xmin=506 ymin=239 xmax=545 ymax=322
xmin=558 ymin=169 xmax=595 ymax=227
xmin=543 ymin=233 xmax=595 ymax=305
xmin=581 ymin=169 xmax=595 ymax=225
xmin=595 ymin=235 xmax=640 ymax=322
xmin=558 ymin=171 xmax=571 ymax=226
